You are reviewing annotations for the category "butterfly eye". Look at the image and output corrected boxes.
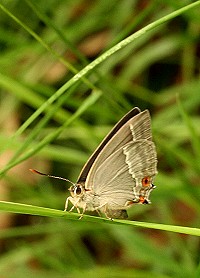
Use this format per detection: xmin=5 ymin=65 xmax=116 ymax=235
xmin=75 ymin=186 xmax=82 ymax=195
xmin=142 ymin=176 xmax=151 ymax=187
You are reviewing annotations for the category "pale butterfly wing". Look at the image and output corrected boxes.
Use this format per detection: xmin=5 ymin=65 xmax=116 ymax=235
xmin=86 ymin=140 xmax=157 ymax=210
xmin=123 ymin=140 xmax=158 ymax=179
xmin=84 ymin=109 xmax=153 ymax=190
xmin=77 ymin=107 xmax=141 ymax=184
xmin=90 ymin=144 xmax=136 ymax=209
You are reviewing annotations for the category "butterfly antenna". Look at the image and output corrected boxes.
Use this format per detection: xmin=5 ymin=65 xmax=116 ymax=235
xmin=29 ymin=169 xmax=75 ymax=186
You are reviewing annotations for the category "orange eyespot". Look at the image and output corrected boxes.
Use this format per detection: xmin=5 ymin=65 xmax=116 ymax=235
xmin=142 ymin=176 xmax=151 ymax=187
xmin=139 ymin=196 xmax=149 ymax=204
xmin=139 ymin=196 xmax=145 ymax=203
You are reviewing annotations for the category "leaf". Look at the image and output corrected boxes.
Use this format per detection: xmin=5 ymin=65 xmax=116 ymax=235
xmin=0 ymin=201 xmax=199 ymax=237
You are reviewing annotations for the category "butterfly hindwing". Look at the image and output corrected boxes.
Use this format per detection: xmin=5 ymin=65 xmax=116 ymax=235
xmin=89 ymin=140 xmax=157 ymax=210
xmin=123 ymin=140 xmax=157 ymax=179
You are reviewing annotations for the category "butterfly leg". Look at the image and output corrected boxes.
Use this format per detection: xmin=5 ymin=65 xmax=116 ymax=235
xmin=104 ymin=208 xmax=114 ymax=221
xmin=69 ymin=202 xmax=81 ymax=214
xmin=71 ymin=206 xmax=80 ymax=214
xmin=96 ymin=210 xmax=102 ymax=217
xmin=95 ymin=203 xmax=113 ymax=220
xmin=64 ymin=196 xmax=71 ymax=211
xmin=78 ymin=204 xmax=87 ymax=220
xmin=64 ymin=197 xmax=80 ymax=213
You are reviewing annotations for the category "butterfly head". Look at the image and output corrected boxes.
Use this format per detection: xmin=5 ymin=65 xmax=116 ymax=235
xmin=68 ymin=183 xmax=87 ymax=198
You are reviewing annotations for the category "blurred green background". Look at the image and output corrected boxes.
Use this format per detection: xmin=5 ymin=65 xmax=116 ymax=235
xmin=0 ymin=0 xmax=200 ymax=277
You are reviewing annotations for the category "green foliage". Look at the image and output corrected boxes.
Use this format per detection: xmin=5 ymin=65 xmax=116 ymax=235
xmin=0 ymin=0 xmax=200 ymax=277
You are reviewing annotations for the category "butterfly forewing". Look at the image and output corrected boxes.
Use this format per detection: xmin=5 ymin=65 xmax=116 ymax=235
xmin=77 ymin=107 xmax=140 ymax=183
xmin=84 ymin=110 xmax=153 ymax=190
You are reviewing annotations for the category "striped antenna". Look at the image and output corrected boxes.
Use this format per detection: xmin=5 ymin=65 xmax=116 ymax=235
xmin=29 ymin=169 xmax=75 ymax=186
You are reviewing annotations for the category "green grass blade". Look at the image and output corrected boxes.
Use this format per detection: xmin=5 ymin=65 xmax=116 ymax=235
xmin=177 ymin=95 xmax=200 ymax=169
xmin=0 ymin=201 xmax=199 ymax=236
xmin=0 ymin=89 xmax=101 ymax=175
xmin=1 ymin=1 xmax=199 ymax=139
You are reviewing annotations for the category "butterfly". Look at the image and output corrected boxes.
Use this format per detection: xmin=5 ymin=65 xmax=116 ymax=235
xmin=31 ymin=107 xmax=157 ymax=219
